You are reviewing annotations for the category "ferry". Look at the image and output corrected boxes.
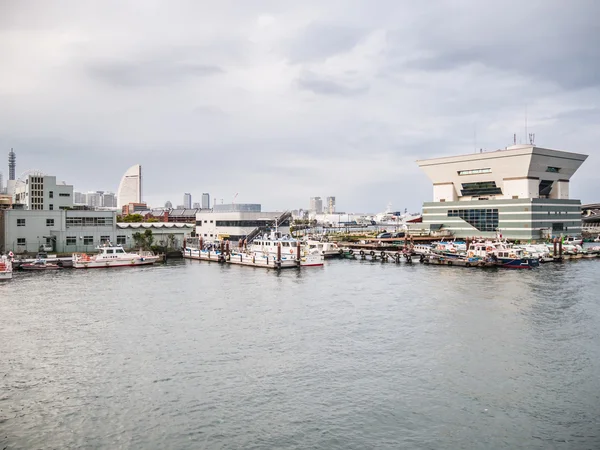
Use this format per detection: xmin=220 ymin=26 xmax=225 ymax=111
xmin=0 ymin=256 xmax=13 ymax=281
xmin=72 ymin=244 xmax=159 ymax=269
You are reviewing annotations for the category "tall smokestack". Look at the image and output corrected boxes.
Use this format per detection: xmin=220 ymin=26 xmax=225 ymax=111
xmin=8 ymin=148 xmax=16 ymax=180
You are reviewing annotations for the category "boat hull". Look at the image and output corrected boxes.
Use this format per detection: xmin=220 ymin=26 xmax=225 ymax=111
xmin=0 ymin=271 xmax=12 ymax=280
xmin=73 ymin=258 xmax=158 ymax=269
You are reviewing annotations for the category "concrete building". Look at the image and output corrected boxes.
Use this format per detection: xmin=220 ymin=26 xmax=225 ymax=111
xmin=74 ymin=191 xmax=87 ymax=205
xmin=102 ymin=192 xmax=117 ymax=208
xmin=122 ymin=202 xmax=148 ymax=215
xmin=184 ymin=193 xmax=192 ymax=209
xmin=117 ymin=164 xmax=142 ymax=209
xmin=13 ymin=175 xmax=74 ymax=210
xmin=0 ymin=209 xmax=193 ymax=254
xmin=213 ymin=203 xmax=261 ymax=213
xmin=195 ymin=210 xmax=290 ymax=241
xmin=310 ymin=197 xmax=323 ymax=213
xmin=201 ymin=193 xmax=210 ymax=209
xmin=86 ymin=191 xmax=102 ymax=208
xmin=326 ymin=196 xmax=336 ymax=214
xmin=417 ymin=144 xmax=588 ymax=240
xmin=193 ymin=202 xmax=201 ymax=209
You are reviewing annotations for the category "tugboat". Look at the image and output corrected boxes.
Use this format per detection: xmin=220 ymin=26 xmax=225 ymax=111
xmin=72 ymin=243 xmax=159 ymax=269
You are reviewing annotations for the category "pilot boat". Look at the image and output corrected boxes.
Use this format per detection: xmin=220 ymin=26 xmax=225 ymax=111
xmin=72 ymin=243 xmax=159 ymax=269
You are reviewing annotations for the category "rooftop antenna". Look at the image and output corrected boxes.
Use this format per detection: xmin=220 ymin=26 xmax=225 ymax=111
xmin=514 ymin=133 xmax=517 ymax=145
xmin=529 ymin=133 xmax=536 ymax=145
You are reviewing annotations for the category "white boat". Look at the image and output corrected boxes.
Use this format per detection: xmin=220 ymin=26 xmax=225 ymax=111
xmin=249 ymin=230 xmax=324 ymax=267
xmin=514 ymin=244 xmax=553 ymax=262
xmin=72 ymin=244 xmax=159 ymax=269
xmin=0 ymin=256 xmax=13 ymax=281
xmin=304 ymin=239 xmax=343 ymax=258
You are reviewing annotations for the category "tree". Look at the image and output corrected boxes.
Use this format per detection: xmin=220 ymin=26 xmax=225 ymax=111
xmin=121 ymin=214 xmax=144 ymax=223
xmin=132 ymin=229 xmax=154 ymax=250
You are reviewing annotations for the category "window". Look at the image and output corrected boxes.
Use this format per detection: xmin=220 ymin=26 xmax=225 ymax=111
xmin=66 ymin=236 xmax=76 ymax=245
xmin=66 ymin=216 xmax=114 ymax=227
xmin=546 ymin=167 xmax=561 ymax=173
xmin=17 ymin=218 xmax=26 ymax=226
xmin=458 ymin=168 xmax=492 ymax=176
xmin=539 ymin=180 xmax=554 ymax=197
xmin=59 ymin=193 xmax=71 ymax=197
xmin=46 ymin=219 xmax=54 ymax=227
xmin=215 ymin=219 xmax=290 ymax=227
xmin=460 ymin=181 xmax=502 ymax=196
xmin=210 ymin=220 xmax=213 ymax=223
xmin=447 ymin=208 xmax=498 ymax=232
xmin=196 ymin=220 xmax=202 ymax=226
xmin=100 ymin=236 xmax=111 ymax=243
xmin=116 ymin=235 xmax=126 ymax=245
xmin=17 ymin=238 xmax=26 ymax=245
xmin=49 ymin=191 xmax=54 ymax=198
xmin=49 ymin=205 xmax=54 ymax=210
xmin=552 ymin=223 xmax=564 ymax=231
xmin=83 ymin=236 xmax=94 ymax=245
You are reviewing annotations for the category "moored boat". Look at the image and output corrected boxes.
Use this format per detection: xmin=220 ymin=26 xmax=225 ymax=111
xmin=72 ymin=244 xmax=159 ymax=269
xmin=21 ymin=259 xmax=62 ymax=270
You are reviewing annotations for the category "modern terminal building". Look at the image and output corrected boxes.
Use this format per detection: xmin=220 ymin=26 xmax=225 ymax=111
xmin=417 ymin=144 xmax=588 ymax=240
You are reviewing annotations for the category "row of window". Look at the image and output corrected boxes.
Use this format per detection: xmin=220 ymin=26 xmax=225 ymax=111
xmin=457 ymin=168 xmax=491 ymax=176
xmin=447 ymin=208 xmax=499 ymax=232
xmin=65 ymin=236 xmax=126 ymax=245
xmin=66 ymin=217 xmax=114 ymax=227
xmin=214 ymin=220 xmax=291 ymax=227
xmin=460 ymin=181 xmax=503 ymax=197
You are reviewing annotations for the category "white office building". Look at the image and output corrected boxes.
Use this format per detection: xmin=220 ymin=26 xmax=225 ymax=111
xmin=184 ymin=193 xmax=192 ymax=209
xmin=416 ymin=144 xmax=588 ymax=240
xmin=326 ymin=196 xmax=336 ymax=214
xmin=117 ymin=164 xmax=142 ymax=209
xmin=13 ymin=175 xmax=74 ymax=210
xmin=0 ymin=209 xmax=193 ymax=254
xmin=201 ymin=193 xmax=210 ymax=209
xmin=195 ymin=210 xmax=290 ymax=241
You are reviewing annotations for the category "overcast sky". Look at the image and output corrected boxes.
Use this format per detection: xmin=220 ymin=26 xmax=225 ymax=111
xmin=1 ymin=0 xmax=599 ymax=213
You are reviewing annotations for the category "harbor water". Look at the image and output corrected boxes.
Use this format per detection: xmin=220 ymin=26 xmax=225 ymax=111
xmin=1 ymin=260 xmax=599 ymax=449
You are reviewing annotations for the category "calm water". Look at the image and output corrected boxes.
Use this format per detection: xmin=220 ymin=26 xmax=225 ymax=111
xmin=1 ymin=258 xmax=599 ymax=449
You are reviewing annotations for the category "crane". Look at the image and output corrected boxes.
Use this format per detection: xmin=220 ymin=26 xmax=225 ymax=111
xmin=232 ymin=193 xmax=239 ymax=204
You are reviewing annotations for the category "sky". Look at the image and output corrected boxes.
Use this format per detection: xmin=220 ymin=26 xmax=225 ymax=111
xmin=1 ymin=0 xmax=599 ymax=213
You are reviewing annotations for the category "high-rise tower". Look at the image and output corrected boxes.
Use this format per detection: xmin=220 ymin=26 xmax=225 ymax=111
xmin=8 ymin=148 xmax=16 ymax=180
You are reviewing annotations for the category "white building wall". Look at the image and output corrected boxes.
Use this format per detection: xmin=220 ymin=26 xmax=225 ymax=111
xmin=503 ymin=178 xmax=539 ymax=199
xmin=550 ymin=181 xmax=569 ymax=199
xmin=433 ymin=183 xmax=457 ymax=202
xmin=196 ymin=211 xmax=290 ymax=240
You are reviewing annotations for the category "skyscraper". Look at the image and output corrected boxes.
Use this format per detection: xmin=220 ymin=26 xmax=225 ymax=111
xmin=310 ymin=197 xmax=323 ymax=213
xmin=201 ymin=192 xmax=210 ymax=209
xmin=8 ymin=148 xmax=16 ymax=180
xmin=183 ymin=193 xmax=192 ymax=209
xmin=326 ymin=196 xmax=336 ymax=214
xmin=117 ymin=164 xmax=142 ymax=209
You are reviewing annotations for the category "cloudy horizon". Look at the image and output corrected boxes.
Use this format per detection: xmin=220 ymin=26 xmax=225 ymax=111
xmin=1 ymin=0 xmax=599 ymax=213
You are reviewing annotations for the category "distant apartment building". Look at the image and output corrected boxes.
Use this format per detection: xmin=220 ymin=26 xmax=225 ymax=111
xmin=193 ymin=202 xmax=201 ymax=209
xmin=184 ymin=193 xmax=192 ymax=209
xmin=326 ymin=196 xmax=336 ymax=214
xmin=74 ymin=191 xmax=87 ymax=205
xmin=13 ymin=175 xmax=73 ymax=211
xmin=86 ymin=191 xmax=102 ymax=208
xmin=202 ymin=193 xmax=210 ymax=209
xmin=310 ymin=197 xmax=323 ymax=213
xmin=102 ymin=192 xmax=117 ymax=208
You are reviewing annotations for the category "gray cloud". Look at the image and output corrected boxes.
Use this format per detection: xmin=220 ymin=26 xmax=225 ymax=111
xmin=297 ymin=71 xmax=369 ymax=96
xmin=87 ymin=56 xmax=223 ymax=87
xmin=286 ymin=22 xmax=367 ymax=63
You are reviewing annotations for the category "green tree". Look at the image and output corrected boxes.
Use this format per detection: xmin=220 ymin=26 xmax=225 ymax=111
xmin=121 ymin=214 xmax=144 ymax=223
xmin=132 ymin=229 xmax=154 ymax=250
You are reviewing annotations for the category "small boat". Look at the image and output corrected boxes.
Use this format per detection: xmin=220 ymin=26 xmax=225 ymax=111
xmin=467 ymin=240 xmax=538 ymax=269
xmin=21 ymin=259 xmax=62 ymax=270
xmin=304 ymin=239 xmax=343 ymax=258
xmin=0 ymin=257 xmax=13 ymax=281
xmin=72 ymin=243 xmax=159 ymax=269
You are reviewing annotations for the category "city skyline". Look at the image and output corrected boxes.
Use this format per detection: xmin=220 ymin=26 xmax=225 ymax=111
xmin=1 ymin=1 xmax=598 ymax=212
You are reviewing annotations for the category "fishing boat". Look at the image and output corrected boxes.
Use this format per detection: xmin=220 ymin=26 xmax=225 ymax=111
xmin=72 ymin=243 xmax=159 ymax=269
xmin=304 ymin=239 xmax=343 ymax=258
xmin=467 ymin=240 xmax=538 ymax=269
xmin=0 ymin=257 xmax=13 ymax=281
xmin=248 ymin=232 xmax=324 ymax=267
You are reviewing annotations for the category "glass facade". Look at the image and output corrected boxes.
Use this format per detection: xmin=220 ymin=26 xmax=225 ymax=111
xmin=66 ymin=216 xmax=114 ymax=227
xmin=460 ymin=181 xmax=502 ymax=196
xmin=447 ymin=208 xmax=499 ymax=232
